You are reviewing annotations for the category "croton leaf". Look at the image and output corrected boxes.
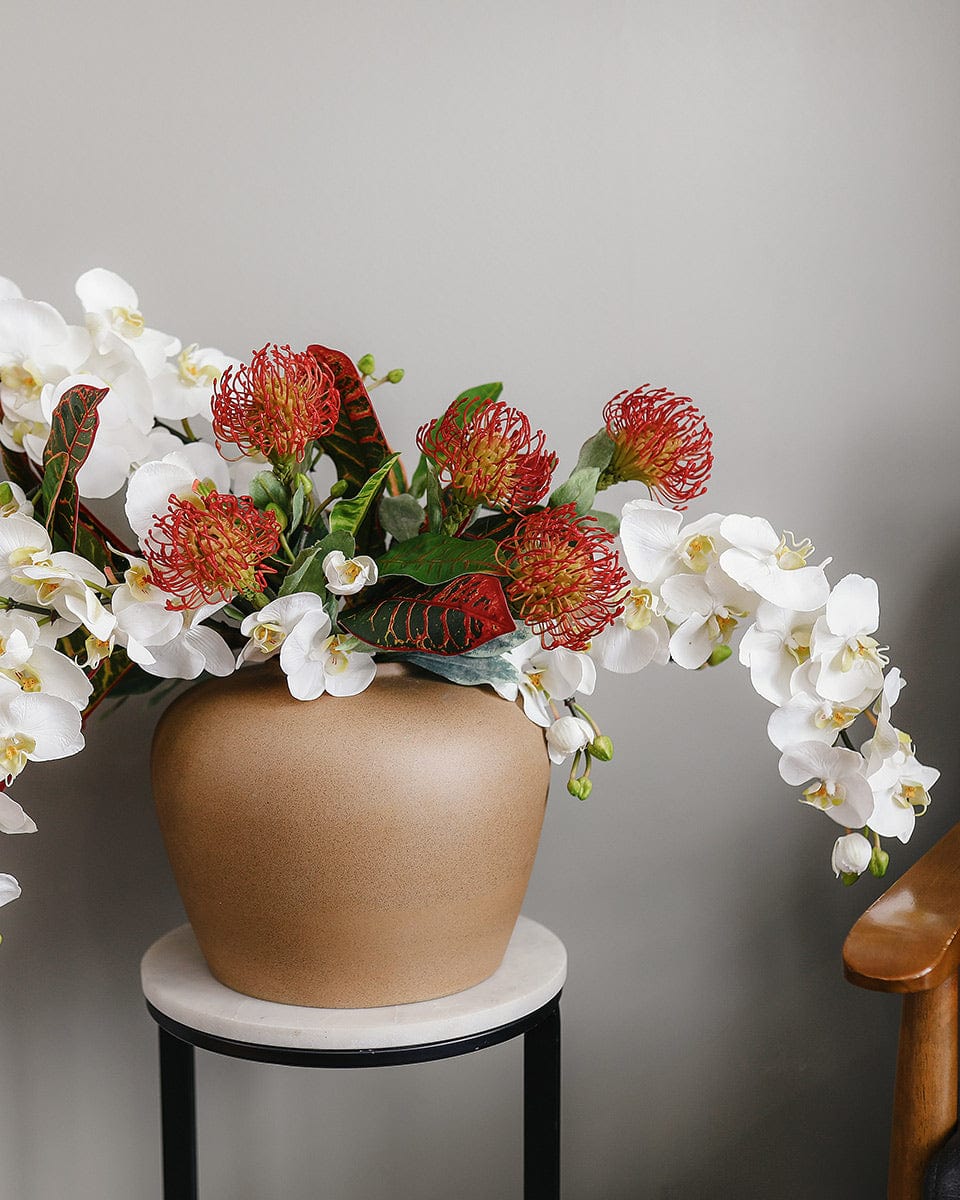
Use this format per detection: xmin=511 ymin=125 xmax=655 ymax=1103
xmin=339 ymin=573 xmax=515 ymax=655
xmin=308 ymin=345 xmax=407 ymax=498
xmin=41 ymin=383 xmax=108 ymax=551
xmin=410 ymin=381 xmax=504 ymax=498
xmin=0 ymin=445 xmax=41 ymax=499
xmin=375 ymin=531 xmax=504 ymax=587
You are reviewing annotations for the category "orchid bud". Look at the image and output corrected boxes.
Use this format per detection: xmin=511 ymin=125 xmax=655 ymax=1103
xmin=357 ymin=354 xmax=376 ymax=377
xmin=330 ymin=479 xmax=350 ymax=499
xmin=294 ymin=473 xmax=313 ymax=496
xmin=0 ymin=483 xmax=12 ymax=507
xmin=870 ymin=844 xmax=890 ymax=878
xmin=589 ymin=734 xmax=614 ymax=762
xmin=265 ymin=502 xmax=288 ymax=531
xmin=386 ymin=368 xmax=405 ymax=384
xmin=708 ymin=644 xmax=732 ymax=667
xmin=546 ymin=715 xmax=593 ymax=762
xmin=831 ymin=832 xmax=871 ymax=878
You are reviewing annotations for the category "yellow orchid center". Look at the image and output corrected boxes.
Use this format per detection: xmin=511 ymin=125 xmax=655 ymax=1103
xmin=897 ymin=782 xmax=931 ymax=814
xmin=840 ymin=636 xmax=884 ymax=673
xmin=0 ymin=362 xmax=42 ymax=402
xmin=802 ymin=780 xmax=845 ymax=810
xmin=813 ymin=704 xmax=859 ymax=731
xmin=110 ymin=306 xmax=145 ymax=337
xmin=253 ymin=622 xmax=286 ymax=654
xmin=324 ymin=635 xmax=350 ymax=674
xmin=527 ymin=670 xmax=546 ymax=691
xmin=784 ymin=630 xmax=812 ymax=666
xmin=775 ymin=532 xmax=814 ymax=571
xmin=177 ymin=345 xmax=223 ymax=389
xmin=337 ymin=560 xmax=364 ymax=586
xmin=7 ymin=419 xmax=47 ymax=448
xmin=0 ymin=732 xmax=36 ymax=780
xmin=680 ymin=534 xmax=716 ymax=574
xmin=10 ymin=668 xmax=42 ymax=693
xmin=624 ymin=587 xmax=655 ymax=631
xmin=125 ymin=564 xmax=155 ymax=597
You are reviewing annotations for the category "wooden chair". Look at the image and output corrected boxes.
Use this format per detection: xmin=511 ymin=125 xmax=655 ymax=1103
xmin=845 ymin=823 xmax=960 ymax=1199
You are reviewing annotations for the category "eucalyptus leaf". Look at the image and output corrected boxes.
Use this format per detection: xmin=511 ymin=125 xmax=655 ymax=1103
xmin=290 ymin=482 xmax=307 ymax=530
xmin=398 ymin=651 xmax=522 ymax=689
xmin=328 ymin=452 xmax=401 ymax=539
xmin=574 ymin=428 xmax=615 ymax=473
xmin=548 ymin=467 xmax=600 ymax=516
xmin=379 ymin=493 xmax=425 ymax=543
xmin=250 ymin=471 xmax=288 ymax=513
xmin=588 ymin=508 xmax=620 ymax=534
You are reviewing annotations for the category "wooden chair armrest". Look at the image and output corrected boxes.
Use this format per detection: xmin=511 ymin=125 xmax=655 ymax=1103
xmin=844 ymin=822 xmax=960 ymax=994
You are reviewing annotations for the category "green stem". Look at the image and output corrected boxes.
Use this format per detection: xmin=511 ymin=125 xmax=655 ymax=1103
xmin=181 ymin=418 xmax=198 ymax=443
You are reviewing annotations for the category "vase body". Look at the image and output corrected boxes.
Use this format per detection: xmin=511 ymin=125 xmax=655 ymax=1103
xmin=151 ymin=661 xmax=551 ymax=1007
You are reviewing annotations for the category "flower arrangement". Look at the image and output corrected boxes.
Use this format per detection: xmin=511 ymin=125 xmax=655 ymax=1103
xmin=0 ymin=268 xmax=939 ymax=925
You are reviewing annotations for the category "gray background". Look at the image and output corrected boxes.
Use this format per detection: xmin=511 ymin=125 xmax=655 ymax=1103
xmin=2 ymin=2 xmax=959 ymax=1197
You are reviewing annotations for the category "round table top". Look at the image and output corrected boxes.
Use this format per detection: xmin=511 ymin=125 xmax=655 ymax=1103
xmin=141 ymin=917 xmax=567 ymax=1051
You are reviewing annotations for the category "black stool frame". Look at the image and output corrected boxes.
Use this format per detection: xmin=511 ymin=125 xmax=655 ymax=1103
xmin=147 ymin=991 xmax=562 ymax=1199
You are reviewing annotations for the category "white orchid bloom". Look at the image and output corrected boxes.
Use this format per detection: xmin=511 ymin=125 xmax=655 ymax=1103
xmin=865 ymin=668 xmax=907 ymax=762
xmin=0 ymin=874 xmax=21 ymax=906
xmin=0 ymin=611 xmax=42 ymax=671
xmin=778 ymin=741 xmax=873 ymax=828
xmin=11 ymin=550 xmax=115 ymax=642
xmin=151 ymin=344 xmax=238 ymax=421
xmin=0 ymin=675 xmax=84 ymax=785
xmin=0 ymin=481 xmax=34 ymax=520
xmin=767 ymin=665 xmax=863 ymax=752
xmin=0 ymin=277 xmax=23 ymax=301
xmin=0 ymin=297 xmax=90 ymax=455
xmin=125 ymin=445 xmax=232 ymax=544
xmin=278 ymin=609 xmax=377 ymax=700
xmin=238 ymin=592 xmax=329 ymax=664
xmin=493 ymin=637 xmax=596 ymax=727
xmin=74 ymin=269 xmax=179 ymax=377
xmin=619 ymin=498 xmax=727 ymax=586
xmin=809 ymin=574 xmax=887 ymax=707
xmin=737 ymin=601 xmax=823 ymax=706
xmin=0 ymin=793 xmax=37 ymax=834
xmin=719 ymin=515 xmax=830 ymax=612
xmin=831 ymin=832 xmax=872 ymax=877
xmin=0 ymin=644 xmax=93 ymax=710
xmin=864 ymin=734 xmax=939 ymax=844
xmin=323 ymin=551 xmax=378 ymax=596
xmin=589 ymin=585 xmax=670 ymax=674
xmin=660 ymin=565 xmax=754 ymax=670
xmin=111 ymin=560 xmax=184 ymax=667
xmin=136 ymin=602 xmax=234 ymax=680
xmin=545 ymin=714 xmax=594 ymax=764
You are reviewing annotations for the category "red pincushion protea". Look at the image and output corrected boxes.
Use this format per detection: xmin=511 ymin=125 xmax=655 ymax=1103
xmin=417 ymin=401 xmax=558 ymax=511
xmin=602 ymin=387 xmax=713 ymax=509
xmin=144 ymin=488 xmax=281 ymax=610
xmin=498 ymin=504 xmax=629 ymax=651
xmin=212 ymin=343 xmax=340 ymax=461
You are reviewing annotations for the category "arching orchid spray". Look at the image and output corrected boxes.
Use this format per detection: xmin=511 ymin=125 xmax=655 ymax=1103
xmin=0 ymin=268 xmax=939 ymax=933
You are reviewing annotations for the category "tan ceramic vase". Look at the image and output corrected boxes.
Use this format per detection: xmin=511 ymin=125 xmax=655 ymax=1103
xmin=151 ymin=660 xmax=551 ymax=1008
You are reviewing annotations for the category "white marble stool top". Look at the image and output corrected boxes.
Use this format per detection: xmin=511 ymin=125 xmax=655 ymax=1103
xmin=141 ymin=917 xmax=567 ymax=1051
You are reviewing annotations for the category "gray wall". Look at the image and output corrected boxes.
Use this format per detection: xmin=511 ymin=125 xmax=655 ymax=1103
xmin=2 ymin=2 xmax=959 ymax=1197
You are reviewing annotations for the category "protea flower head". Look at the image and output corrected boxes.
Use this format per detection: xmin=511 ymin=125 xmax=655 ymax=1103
xmin=498 ymin=504 xmax=629 ymax=651
xmin=212 ymin=343 xmax=340 ymax=462
xmin=417 ymin=400 xmax=558 ymax=511
xmin=144 ymin=487 xmax=281 ymax=610
xmin=601 ymin=386 xmax=713 ymax=509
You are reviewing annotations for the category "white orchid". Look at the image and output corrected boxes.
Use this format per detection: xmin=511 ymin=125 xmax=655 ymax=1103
xmin=719 ymin=515 xmax=830 ymax=612
xmin=11 ymin=549 xmax=115 ymax=642
xmin=660 ymin=564 xmax=754 ymax=670
xmin=125 ymin=444 xmax=232 ymax=544
xmin=545 ymin=714 xmax=594 ymax=764
xmin=619 ymin=498 xmax=727 ymax=585
xmin=0 ymin=611 xmax=42 ymax=671
xmin=590 ymin=584 xmax=671 ymax=674
xmin=766 ymin=665 xmax=863 ymax=752
xmin=0 ymin=874 xmax=20 ymax=906
xmin=322 ymin=551 xmax=378 ymax=596
xmin=737 ymin=601 xmax=823 ymax=707
xmin=864 ymin=734 xmax=939 ymax=845
xmin=151 ymin=344 xmax=237 ymax=421
xmin=0 ymin=644 xmax=93 ymax=710
xmin=238 ymin=593 xmax=329 ymax=664
xmin=278 ymin=609 xmax=376 ymax=700
xmin=778 ymin=741 xmax=874 ymax=828
xmin=831 ymin=832 xmax=872 ymax=878
xmin=0 ymin=675 xmax=84 ymax=785
xmin=135 ymin=603 xmax=235 ymax=681
xmin=74 ymin=269 xmax=179 ymax=377
xmin=809 ymin=574 xmax=887 ymax=707
xmin=0 ymin=278 xmax=23 ymax=301
xmin=0 ymin=481 xmax=33 ymax=519
xmin=494 ymin=637 xmax=596 ymax=727
xmin=0 ymin=793 xmax=37 ymax=835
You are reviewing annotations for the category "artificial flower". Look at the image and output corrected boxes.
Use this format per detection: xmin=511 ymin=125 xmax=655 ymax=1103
xmin=0 ymin=874 xmax=20 ymax=906
xmin=238 ymin=592 xmax=330 ymax=664
xmin=719 ymin=515 xmax=830 ymax=611
xmin=778 ymin=741 xmax=874 ymax=828
xmin=831 ymin=832 xmax=872 ymax=878
xmin=322 ymin=551 xmax=378 ymax=596
xmin=809 ymin=574 xmax=887 ymax=707
xmin=0 ymin=675 xmax=84 ymax=785
xmin=74 ymin=268 xmax=179 ymax=377
xmin=0 ymin=793 xmax=37 ymax=835
xmin=151 ymin=344 xmax=238 ymax=421
xmin=737 ymin=601 xmax=823 ymax=707
xmin=545 ymin=714 xmax=594 ymax=764
xmin=494 ymin=637 xmax=597 ymax=726
xmin=660 ymin=564 xmax=754 ymax=670
xmin=279 ymin=609 xmax=377 ymax=700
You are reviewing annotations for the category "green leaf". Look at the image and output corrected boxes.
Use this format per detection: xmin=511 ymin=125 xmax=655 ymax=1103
xmin=41 ymin=383 xmax=109 ymax=550
xmin=417 ymin=382 xmax=503 ymax=461
xmin=279 ymin=530 xmax=355 ymax=597
xmin=409 ymin=453 xmax=430 ymax=500
xmin=376 ymin=532 xmax=504 ymax=586
xmin=379 ymin=493 xmax=425 ymax=543
xmin=574 ymin=428 xmax=615 ymax=473
xmin=424 ymin=461 xmax=443 ymax=532
xmin=290 ymin=481 xmax=307 ymax=530
xmin=328 ymin=452 xmax=401 ymax=540
xmin=588 ymin=508 xmax=620 ymax=534
xmin=250 ymin=470 xmax=288 ymax=512
xmin=548 ymin=467 xmax=600 ymax=516
xmin=0 ymin=445 xmax=41 ymax=501
xmin=398 ymin=650 xmax=522 ymax=689
xmin=308 ymin=345 xmax=407 ymax=498
xmin=339 ymin=573 xmax=515 ymax=655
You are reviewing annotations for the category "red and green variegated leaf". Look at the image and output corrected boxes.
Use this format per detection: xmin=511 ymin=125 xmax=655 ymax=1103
xmin=339 ymin=573 xmax=515 ymax=655
xmin=0 ymin=444 xmax=41 ymax=499
xmin=375 ymin=532 xmax=504 ymax=587
xmin=410 ymin=382 xmax=504 ymax=498
xmin=41 ymin=383 xmax=108 ymax=551
xmin=307 ymin=345 xmax=407 ymax=498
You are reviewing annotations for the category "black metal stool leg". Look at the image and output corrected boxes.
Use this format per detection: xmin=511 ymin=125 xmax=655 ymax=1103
xmin=523 ymin=999 xmax=561 ymax=1199
xmin=159 ymin=1027 xmax=198 ymax=1200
